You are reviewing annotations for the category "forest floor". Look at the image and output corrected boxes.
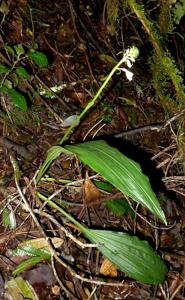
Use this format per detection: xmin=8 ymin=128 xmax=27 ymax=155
xmin=0 ymin=0 xmax=185 ymax=299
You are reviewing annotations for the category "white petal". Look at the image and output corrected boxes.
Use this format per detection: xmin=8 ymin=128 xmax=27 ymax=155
xmin=121 ymin=68 xmax=134 ymax=81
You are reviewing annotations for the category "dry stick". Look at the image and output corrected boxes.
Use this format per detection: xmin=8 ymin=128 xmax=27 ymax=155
xmin=126 ymin=197 xmax=176 ymax=230
xmin=51 ymin=257 xmax=78 ymax=300
xmin=10 ymin=155 xmax=76 ymax=299
xmin=35 ymin=198 xmax=125 ymax=287
xmin=36 ymin=210 xmax=98 ymax=249
xmin=10 ymin=155 xmax=47 ymax=236
xmin=114 ymin=108 xmax=185 ymax=138
xmin=10 ymin=156 xmax=123 ymax=288
xmin=67 ymin=0 xmax=98 ymax=85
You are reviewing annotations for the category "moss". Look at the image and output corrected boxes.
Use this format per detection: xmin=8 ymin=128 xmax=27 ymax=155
xmin=127 ymin=0 xmax=185 ymax=112
xmin=151 ymin=51 xmax=185 ymax=110
xmin=158 ymin=0 xmax=173 ymax=37
xmin=9 ymin=105 xmax=42 ymax=127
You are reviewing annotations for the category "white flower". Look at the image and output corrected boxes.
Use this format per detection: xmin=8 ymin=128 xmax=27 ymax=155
xmin=120 ymin=68 xmax=134 ymax=81
xmin=126 ymin=60 xmax=132 ymax=68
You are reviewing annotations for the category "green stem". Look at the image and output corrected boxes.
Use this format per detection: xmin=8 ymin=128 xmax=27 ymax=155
xmin=59 ymin=55 xmax=127 ymax=145
xmin=37 ymin=192 xmax=88 ymax=233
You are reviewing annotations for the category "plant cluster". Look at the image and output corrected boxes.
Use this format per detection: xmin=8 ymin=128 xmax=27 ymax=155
xmin=0 ymin=44 xmax=48 ymax=111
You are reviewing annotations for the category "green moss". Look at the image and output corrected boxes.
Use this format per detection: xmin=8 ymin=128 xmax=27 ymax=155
xmin=105 ymin=0 xmax=120 ymax=35
xmin=127 ymin=0 xmax=185 ymax=112
xmin=9 ymin=106 xmax=42 ymax=127
xmin=158 ymin=1 xmax=174 ymax=37
xmin=151 ymin=51 xmax=185 ymax=109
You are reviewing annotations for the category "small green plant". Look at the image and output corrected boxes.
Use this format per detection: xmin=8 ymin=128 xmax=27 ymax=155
xmin=0 ymin=44 xmax=48 ymax=111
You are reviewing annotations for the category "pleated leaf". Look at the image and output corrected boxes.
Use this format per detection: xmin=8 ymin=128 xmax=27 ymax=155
xmin=28 ymin=51 xmax=48 ymax=68
xmin=65 ymin=140 xmax=167 ymax=224
xmin=36 ymin=146 xmax=72 ymax=182
xmin=38 ymin=196 xmax=168 ymax=284
xmin=6 ymin=88 xmax=27 ymax=111
xmin=85 ymin=229 xmax=167 ymax=284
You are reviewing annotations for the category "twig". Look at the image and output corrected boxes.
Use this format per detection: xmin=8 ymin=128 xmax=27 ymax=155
xmin=114 ymin=108 xmax=185 ymax=138
xmin=67 ymin=0 xmax=98 ymax=85
xmin=114 ymin=124 xmax=165 ymax=138
xmin=169 ymin=277 xmax=185 ymax=300
xmin=83 ymin=119 xmax=104 ymax=141
xmin=126 ymin=198 xmax=175 ymax=230
xmin=36 ymin=210 xmax=98 ymax=249
xmin=10 ymin=154 xmax=46 ymax=237
xmin=51 ymin=256 xmax=78 ymax=300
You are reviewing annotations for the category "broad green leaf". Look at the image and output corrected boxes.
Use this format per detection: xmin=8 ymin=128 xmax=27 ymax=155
xmin=5 ymin=277 xmax=39 ymax=300
xmin=14 ymin=44 xmax=25 ymax=57
xmin=2 ymin=207 xmax=16 ymax=229
xmin=0 ymin=64 xmax=10 ymax=74
xmin=28 ymin=50 xmax=48 ymax=68
xmin=16 ymin=66 xmax=30 ymax=79
xmin=65 ymin=140 xmax=167 ymax=224
xmin=106 ymin=199 xmax=135 ymax=218
xmin=3 ymin=79 xmax=12 ymax=88
xmin=85 ymin=229 xmax=167 ymax=284
xmin=2 ymin=208 xmax=10 ymax=226
xmin=6 ymin=88 xmax=27 ymax=111
xmin=4 ymin=44 xmax=15 ymax=56
xmin=38 ymin=197 xmax=168 ymax=285
xmin=93 ymin=179 xmax=114 ymax=192
xmin=0 ymin=85 xmax=8 ymax=93
xmin=36 ymin=146 xmax=72 ymax=182
xmin=13 ymin=257 xmax=45 ymax=276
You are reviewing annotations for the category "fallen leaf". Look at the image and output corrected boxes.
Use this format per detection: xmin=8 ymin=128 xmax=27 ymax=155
xmin=84 ymin=178 xmax=101 ymax=205
xmin=5 ymin=277 xmax=39 ymax=300
xmin=100 ymin=258 xmax=118 ymax=277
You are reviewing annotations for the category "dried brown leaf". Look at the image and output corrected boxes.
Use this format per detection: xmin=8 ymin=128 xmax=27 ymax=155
xmin=100 ymin=258 xmax=118 ymax=277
